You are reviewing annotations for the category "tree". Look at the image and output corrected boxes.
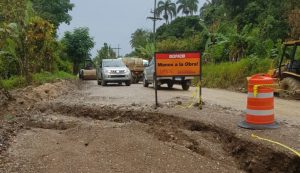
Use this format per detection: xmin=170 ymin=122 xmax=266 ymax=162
xmin=288 ymin=8 xmax=300 ymax=39
xmin=223 ymin=0 xmax=249 ymax=18
xmin=94 ymin=43 xmax=116 ymax=66
xmin=156 ymin=16 xmax=204 ymax=40
xmin=25 ymin=16 xmax=57 ymax=73
xmin=128 ymin=29 xmax=153 ymax=58
xmin=31 ymin=0 xmax=74 ymax=28
xmin=187 ymin=0 xmax=199 ymax=15
xmin=130 ymin=29 xmax=152 ymax=49
xmin=0 ymin=0 xmax=75 ymax=85
xmin=177 ymin=0 xmax=199 ymax=16
xmin=0 ymin=0 xmax=43 ymax=82
xmin=200 ymin=0 xmax=225 ymax=26
xmin=62 ymin=27 xmax=95 ymax=74
xmin=137 ymin=43 xmax=155 ymax=59
xmin=177 ymin=0 xmax=190 ymax=16
xmin=156 ymin=0 xmax=177 ymax=24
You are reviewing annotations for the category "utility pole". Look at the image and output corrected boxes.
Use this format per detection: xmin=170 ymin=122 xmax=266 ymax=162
xmin=112 ymin=44 xmax=121 ymax=58
xmin=147 ymin=0 xmax=162 ymax=107
xmin=147 ymin=0 xmax=162 ymax=49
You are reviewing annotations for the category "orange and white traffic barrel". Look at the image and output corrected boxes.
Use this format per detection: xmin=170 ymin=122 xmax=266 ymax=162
xmin=239 ymin=74 xmax=279 ymax=129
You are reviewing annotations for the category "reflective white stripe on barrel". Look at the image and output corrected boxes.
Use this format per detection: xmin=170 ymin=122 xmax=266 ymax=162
xmin=248 ymin=92 xmax=274 ymax=98
xmin=247 ymin=109 xmax=274 ymax=116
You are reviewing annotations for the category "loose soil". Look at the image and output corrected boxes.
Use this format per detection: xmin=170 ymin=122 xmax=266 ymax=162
xmin=0 ymin=80 xmax=299 ymax=173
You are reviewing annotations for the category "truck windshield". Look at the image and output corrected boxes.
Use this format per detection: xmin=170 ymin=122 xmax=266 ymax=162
xmin=103 ymin=60 xmax=125 ymax=67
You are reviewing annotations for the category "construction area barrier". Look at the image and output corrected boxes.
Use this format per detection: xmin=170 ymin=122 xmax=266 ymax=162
xmin=175 ymin=81 xmax=202 ymax=109
xmin=239 ymin=74 xmax=279 ymax=129
xmin=251 ymin=134 xmax=300 ymax=157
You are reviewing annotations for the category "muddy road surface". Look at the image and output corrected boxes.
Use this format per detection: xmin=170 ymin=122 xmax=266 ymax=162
xmin=0 ymin=80 xmax=299 ymax=173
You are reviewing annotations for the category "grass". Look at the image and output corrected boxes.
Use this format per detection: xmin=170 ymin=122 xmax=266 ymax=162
xmin=0 ymin=76 xmax=27 ymax=90
xmin=0 ymin=71 xmax=76 ymax=90
xmin=32 ymin=71 xmax=76 ymax=85
xmin=202 ymin=58 xmax=273 ymax=89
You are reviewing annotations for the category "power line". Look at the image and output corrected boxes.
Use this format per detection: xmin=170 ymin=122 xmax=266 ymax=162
xmin=147 ymin=0 xmax=162 ymax=49
xmin=112 ymin=44 xmax=121 ymax=58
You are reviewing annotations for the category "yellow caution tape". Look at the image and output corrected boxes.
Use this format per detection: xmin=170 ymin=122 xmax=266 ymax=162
xmin=253 ymin=84 xmax=299 ymax=98
xmin=251 ymin=134 xmax=300 ymax=158
xmin=253 ymin=84 xmax=276 ymax=97
xmin=176 ymin=81 xmax=202 ymax=109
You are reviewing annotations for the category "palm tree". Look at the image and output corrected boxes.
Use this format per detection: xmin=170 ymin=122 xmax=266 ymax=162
xmin=176 ymin=0 xmax=190 ymax=16
xmin=156 ymin=0 xmax=177 ymax=24
xmin=177 ymin=0 xmax=199 ymax=16
xmin=188 ymin=0 xmax=199 ymax=15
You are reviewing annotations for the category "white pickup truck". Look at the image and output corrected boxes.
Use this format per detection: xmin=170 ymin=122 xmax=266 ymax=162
xmin=143 ymin=58 xmax=193 ymax=90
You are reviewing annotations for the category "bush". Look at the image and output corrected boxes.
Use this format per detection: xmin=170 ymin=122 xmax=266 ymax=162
xmin=55 ymin=58 xmax=73 ymax=73
xmin=32 ymin=71 xmax=75 ymax=85
xmin=157 ymin=33 xmax=208 ymax=52
xmin=202 ymin=58 xmax=273 ymax=89
xmin=1 ymin=71 xmax=75 ymax=90
xmin=1 ymin=76 xmax=27 ymax=90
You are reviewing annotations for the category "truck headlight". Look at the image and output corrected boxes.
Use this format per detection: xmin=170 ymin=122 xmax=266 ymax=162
xmin=125 ymin=69 xmax=130 ymax=74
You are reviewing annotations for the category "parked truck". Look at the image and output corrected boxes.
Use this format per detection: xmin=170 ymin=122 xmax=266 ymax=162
xmin=122 ymin=57 xmax=145 ymax=84
xmin=143 ymin=58 xmax=193 ymax=90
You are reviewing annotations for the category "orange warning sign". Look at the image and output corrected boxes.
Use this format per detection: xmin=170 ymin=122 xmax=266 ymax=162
xmin=155 ymin=52 xmax=201 ymax=77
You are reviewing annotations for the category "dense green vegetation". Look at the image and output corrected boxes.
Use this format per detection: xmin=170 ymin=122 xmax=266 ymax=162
xmin=1 ymin=71 xmax=75 ymax=90
xmin=202 ymin=58 xmax=273 ymax=89
xmin=31 ymin=0 xmax=74 ymax=29
xmin=129 ymin=0 xmax=300 ymax=88
xmin=0 ymin=0 xmax=95 ymax=89
xmin=1 ymin=0 xmax=299 ymax=90
xmin=126 ymin=29 xmax=154 ymax=59
xmin=62 ymin=27 xmax=95 ymax=74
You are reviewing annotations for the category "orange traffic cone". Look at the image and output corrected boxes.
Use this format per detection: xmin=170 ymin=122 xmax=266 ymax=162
xmin=239 ymin=74 xmax=279 ymax=129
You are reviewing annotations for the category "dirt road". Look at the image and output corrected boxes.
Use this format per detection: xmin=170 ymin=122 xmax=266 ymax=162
xmin=1 ymin=80 xmax=299 ymax=173
xmin=82 ymin=81 xmax=300 ymax=125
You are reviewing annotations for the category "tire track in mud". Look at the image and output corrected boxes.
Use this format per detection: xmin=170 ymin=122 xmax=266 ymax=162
xmin=35 ymin=102 xmax=300 ymax=173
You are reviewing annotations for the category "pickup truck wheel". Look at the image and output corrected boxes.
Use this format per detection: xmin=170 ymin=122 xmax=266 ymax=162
xmin=101 ymin=80 xmax=106 ymax=86
xmin=125 ymin=81 xmax=131 ymax=86
xmin=143 ymin=76 xmax=149 ymax=87
xmin=182 ymin=82 xmax=190 ymax=91
xmin=167 ymin=82 xmax=174 ymax=89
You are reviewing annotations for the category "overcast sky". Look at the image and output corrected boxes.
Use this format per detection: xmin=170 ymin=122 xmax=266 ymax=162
xmin=58 ymin=0 xmax=206 ymax=57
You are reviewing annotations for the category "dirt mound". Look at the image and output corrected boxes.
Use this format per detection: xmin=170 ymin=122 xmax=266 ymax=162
xmin=0 ymin=80 xmax=78 ymax=119
xmin=13 ymin=80 xmax=75 ymax=103
xmin=0 ymin=80 xmax=78 ymax=159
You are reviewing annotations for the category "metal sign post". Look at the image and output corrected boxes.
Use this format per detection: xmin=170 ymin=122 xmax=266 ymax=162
xmin=199 ymin=53 xmax=202 ymax=110
xmin=154 ymin=51 xmax=202 ymax=109
xmin=155 ymin=58 xmax=158 ymax=107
